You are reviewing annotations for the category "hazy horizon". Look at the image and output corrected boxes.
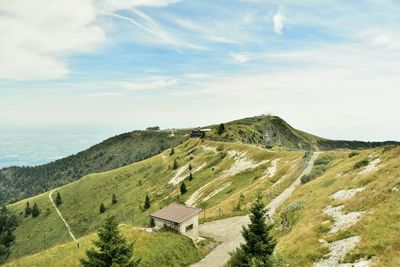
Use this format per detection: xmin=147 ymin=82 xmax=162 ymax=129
xmin=2 ymin=0 xmax=400 ymax=166
xmin=1 ymin=113 xmax=399 ymax=168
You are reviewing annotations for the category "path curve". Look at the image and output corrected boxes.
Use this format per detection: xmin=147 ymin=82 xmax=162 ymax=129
xmin=191 ymin=152 xmax=320 ymax=267
xmin=49 ymin=191 xmax=76 ymax=241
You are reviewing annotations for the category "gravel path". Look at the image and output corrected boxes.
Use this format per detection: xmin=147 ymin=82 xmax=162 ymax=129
xmin=49 ymin=191 xmax=76 ymax=241
xmin=191 ymin=152 xmax=320 ymax=267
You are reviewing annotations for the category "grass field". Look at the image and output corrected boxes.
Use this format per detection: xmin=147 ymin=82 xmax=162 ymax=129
xmin=6 ymin=139 xmax=304 ymax=261
xmin=274 ymin=146 xmax=400 ymax=266
xmin=5 ymin=225 xmax=203 ymax=267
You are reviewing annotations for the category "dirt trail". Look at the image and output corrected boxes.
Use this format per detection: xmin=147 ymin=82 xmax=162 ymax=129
xmin=191 ymin=152 xmax=320 ymax=267
xmin=49 ymin=191 xmax=76 ymax=241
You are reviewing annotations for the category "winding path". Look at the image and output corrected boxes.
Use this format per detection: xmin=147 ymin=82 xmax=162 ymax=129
xmin=191 ymin=152 xmax=320 ymax=267
xmin=49 ymin=191 xmax=76 ymax=241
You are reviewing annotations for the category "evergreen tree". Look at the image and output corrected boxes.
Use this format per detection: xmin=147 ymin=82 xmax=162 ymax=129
xmin=188 ymin=163 xmax=192 ymax=171
xmin=112 ymin=193 xmax=118 ymax=205
xmin=99 ymin=203 xmax=106 ymax=214
xmin=143 ymin=194 xmax=150 ymax=210
xmin=172 ymin=159 xmax=178 ymax=170
xmin=55 ymin=192 xmax=62 ymax=206
xmin=31 ymin=203 xmax=40 ymax=218
xmin=180 ymin=182 xmax=187 ymax=195
xmin=24 ymin=202 xmax=32 ymax=217
xmin=0 ymin=206 xmax=18 ymax=262
xmin=80 ymin=215 xmax=140 ymax=267
xmin=227 ymin=193 xmax=276 ymax=266
xmin=188 ymin=172 xmax=193 ymax=181
xmin=148 ymin=217 xmax=155 ymax=228
xmin=217 ymin=123 xmax=225 ymax=135
xmin=170 ymin=148 xmax=175 ymax=156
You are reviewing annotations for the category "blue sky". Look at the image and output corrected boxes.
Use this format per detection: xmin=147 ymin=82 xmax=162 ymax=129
xmin=1 ymin=0 xmax=400 ymax=141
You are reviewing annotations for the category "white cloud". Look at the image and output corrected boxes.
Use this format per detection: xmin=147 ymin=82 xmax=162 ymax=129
xmin=360 ymin=29 xmax=400 ymax=50
xmin=0 ymin=0 xmax=183 ymax=81
xmin=230 ymin=52 xmax=251 ymax=63
xmin=86 ymin=92 xmax=122 ymax=98
xmin=117 ymin=78 xmax=177 ymax=90
xmin=273 ymin=7 xmax=285 ymax=35
xmin=96 ymin=0 xmax=182 ymax=12
xmin=91 ymin=77 xmax=178 ymax=91
xmin=0 ymin=0 xmax=105 ymax=80
xmin=172 ymin=18 xmax=240 ymax=44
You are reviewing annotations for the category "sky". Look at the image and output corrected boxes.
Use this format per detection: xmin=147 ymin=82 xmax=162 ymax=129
xmin=1 ymin=0 xmax=400 ymax=142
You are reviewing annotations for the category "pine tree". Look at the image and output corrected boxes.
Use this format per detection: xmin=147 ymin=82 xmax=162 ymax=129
xmin=80 ymin=215 xmax=140 ymax=267
xmin=143 ymin=194 xmax=150 ymax=210
xmin=55 ymin=192 xmax=62 ymax=206
xmin=24 ymin=202 xmax=32 ymax=217
xmin=180 ymin=182 xmax=187 ymax=195
xmin=100 ymin=203 xmax=106 ymax=214
xmin=217 ymin=123 xmax=225 ymax=135
xmin=188 ymin=172 xmax=193 ymax=181
xmin=31 ymin=203 xmax=40 ymax=218
xmin=172 ymin=159 xmax=178 ymax=170
xmin=148 ymin=217 xmax=155 ymax=228
xmin=112 ymin=193 xmax=118 ymax=205
xmin=188 ymin=163 xmax=192 ymax=171
xmin=227 ymin=193 xmax=276 ymax=266
xmin=170 ymin=148 xmax=175 ymax=156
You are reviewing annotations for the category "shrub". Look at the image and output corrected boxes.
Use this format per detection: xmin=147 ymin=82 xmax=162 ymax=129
xmin=348 ymin=151 xmax=359 ymax=158
xmin=354 ymin=159 xmax=369 ymax=169
xmin=99 ymin=203 xmax=106 ymax=214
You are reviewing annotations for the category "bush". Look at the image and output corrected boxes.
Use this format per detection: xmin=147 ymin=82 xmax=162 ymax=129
xmin=348 ymin=151 xmax=359 ymax=158
xmin=99 ymin=203 xmax=106 ymax=214
xmin=301 ymin=155 xmax=332 ymax=184
xmin=354 ymin=159 xmax=369 ymax=169
xmin=280 ymin=201 xmax=305 ymax=231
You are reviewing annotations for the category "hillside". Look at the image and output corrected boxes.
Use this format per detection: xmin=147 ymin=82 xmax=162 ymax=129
xmin=274 ymin=146 xmax=400 ymax=266
xmin=1 ymin=115 xmax=397 ymax=205
xmin=6 ymin=139 xmax=305 ymax=260
xmin=0 ymin=130 xmax=189 ymax=204
xmin=4 ymin=225 xmax=203 ymax=267
xmin=203 ymin=115 xmax=399 ymax=151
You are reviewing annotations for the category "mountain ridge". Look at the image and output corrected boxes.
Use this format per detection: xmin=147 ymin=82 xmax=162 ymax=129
xmin=0 ymin=115 xmax=398 ymax=205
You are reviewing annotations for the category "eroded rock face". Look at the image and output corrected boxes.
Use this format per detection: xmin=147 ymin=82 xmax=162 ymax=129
xmin=331 ymin=187 xmax=365 ymax=201
xmin=358 ymin=158 xmax=381 ymax=175
xmin=323 ymin=205 xmax=366 ymax=234
xmin=314 ymin=187 xmax=371 ymax=267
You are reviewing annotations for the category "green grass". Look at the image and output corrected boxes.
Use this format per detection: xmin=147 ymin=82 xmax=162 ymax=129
xmin=274 ymin=147 xmax=400 ymax=266
xmin=4 ymin=225 xmax=203 ymax=267
xmin=6 ymin=139 xmax=304 ymax=261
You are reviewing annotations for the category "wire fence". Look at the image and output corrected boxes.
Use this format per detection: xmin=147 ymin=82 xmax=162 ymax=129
xmin=200 ymin=153 xmax=310 ymax=223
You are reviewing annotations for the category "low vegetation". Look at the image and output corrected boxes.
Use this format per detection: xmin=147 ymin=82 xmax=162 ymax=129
xmin=274 ymin=147 xmax=400 ymax=266
xmin=301 ymin=154 xmax=332 ymax=184
xmin=353 ymin=158 xmax=369 ymax=169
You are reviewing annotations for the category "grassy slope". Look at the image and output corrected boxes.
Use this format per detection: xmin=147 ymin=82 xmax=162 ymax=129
xmin=204 ymin=116 xmax=323 ymax=150
xmin=274 ymin=146 xmax=400 ymax=266
xmin=0 ymin=130 xmax=189 ymax=204
xmin=2 ymin=115 xmax=397 ymax=205
xmin=5 ymin=225 xmax=203 ymax=267
xmin=7 ymin=139 xmax=304 ymax=260
xmin=203 ymin=115 xmax=398 ymax=150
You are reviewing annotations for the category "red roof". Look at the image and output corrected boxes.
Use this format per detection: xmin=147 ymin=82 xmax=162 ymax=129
xmin=150 ymin=203 xmax=202 ymax=224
